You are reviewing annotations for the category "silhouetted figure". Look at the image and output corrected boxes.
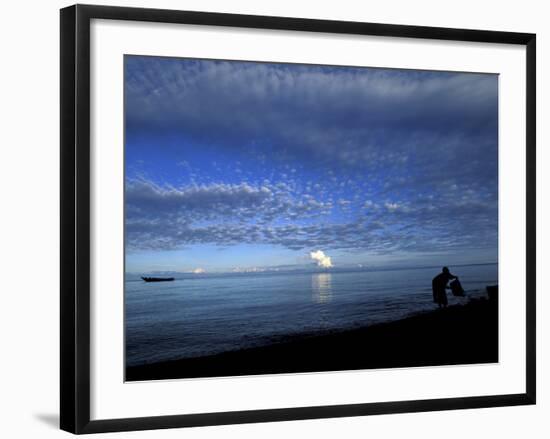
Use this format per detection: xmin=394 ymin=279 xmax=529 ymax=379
xmin=432 ymin=267 xmax=457 ymax=308
xmin=449 ymin=278 xmax=465 ymax=297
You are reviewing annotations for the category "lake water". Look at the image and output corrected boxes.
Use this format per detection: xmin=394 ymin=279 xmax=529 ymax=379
xmin=125 ymin=264 xmax=497 ymax=367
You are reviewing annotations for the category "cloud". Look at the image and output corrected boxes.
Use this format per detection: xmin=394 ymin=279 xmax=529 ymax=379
xmin=364 ymin=200 xmax=377 ymax=209
xmin=384 ymin=202 xmax=401 ymax=212
xmin=125 ymin=175 xmax=497 ymax=256
xmin=125 ymin=57 xmax=497 ymax=180
xmin=126 ymin=180 xmax=271 ymax=213
xmin=191 ymin=268 xmax=205 ymax=274
xmin=310 ymin=250 xmax=333 ymax=268
xmin=126 ymin=178 xmax=332 ymax=227
xmin=124 ymin=57 xmax=498 ymax=263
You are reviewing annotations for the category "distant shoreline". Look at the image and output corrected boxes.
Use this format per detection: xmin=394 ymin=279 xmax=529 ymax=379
xmin=125 ymin=261 xmax=498 ymax=281
xmin=126 ymin=297 xmax=498 ymax=382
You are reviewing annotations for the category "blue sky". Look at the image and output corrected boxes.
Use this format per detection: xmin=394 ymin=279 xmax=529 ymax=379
xmin=124 ymin=55 xmax=498 ymax=274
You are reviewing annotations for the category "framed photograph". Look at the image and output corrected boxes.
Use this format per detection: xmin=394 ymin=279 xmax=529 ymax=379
xmin=60 ymin=4 xmax=536 ymax=434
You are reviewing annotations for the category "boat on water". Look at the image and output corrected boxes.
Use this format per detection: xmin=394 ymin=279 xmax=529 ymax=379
xmin=141 ymin=276 xmax=175 ymax=283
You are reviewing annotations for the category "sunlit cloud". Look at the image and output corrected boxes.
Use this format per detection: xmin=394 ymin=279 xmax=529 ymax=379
xmin=310 ymin=250 xmax=333 ymax=268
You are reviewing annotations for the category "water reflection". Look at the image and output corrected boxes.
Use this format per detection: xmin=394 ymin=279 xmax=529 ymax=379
xmin=311 ymin=273 xmax=332 ymax=303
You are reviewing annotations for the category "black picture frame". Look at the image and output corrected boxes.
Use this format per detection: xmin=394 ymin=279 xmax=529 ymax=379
xmin=60 ymin=4 xmax=536 ymax=434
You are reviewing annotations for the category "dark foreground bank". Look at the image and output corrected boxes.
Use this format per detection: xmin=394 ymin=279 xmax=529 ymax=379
xmin=126 ymin=297 xmax=498 ymax=381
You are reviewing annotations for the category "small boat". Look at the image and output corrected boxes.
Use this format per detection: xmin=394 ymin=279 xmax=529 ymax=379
xmin=141 ymin=276 xmax=175 ymax=283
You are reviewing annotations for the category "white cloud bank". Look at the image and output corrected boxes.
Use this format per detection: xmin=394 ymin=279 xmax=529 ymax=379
xmin=310 ymin=250 xmax=333 ymax=269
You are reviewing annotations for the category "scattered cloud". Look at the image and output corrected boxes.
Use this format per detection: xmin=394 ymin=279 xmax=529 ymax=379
xmin=125 ymin=175 xmax=497 ymax=256
xmin=124 ymin=57 xmax=498 ymax=268
xmin=384 ymin=202 xmax=401 ymax=212
xmin=125 ymin=57 xmax=497 ymax=182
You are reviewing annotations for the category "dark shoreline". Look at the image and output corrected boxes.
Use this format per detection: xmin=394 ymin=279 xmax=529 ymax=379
xmin=126 ymin=298 xmax=498 ymax=382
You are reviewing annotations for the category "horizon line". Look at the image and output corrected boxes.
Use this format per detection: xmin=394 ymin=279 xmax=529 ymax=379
xmin=126 ymin=261 xmax=498 ymax=277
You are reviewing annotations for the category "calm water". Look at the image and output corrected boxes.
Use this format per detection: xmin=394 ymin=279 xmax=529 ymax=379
xmin=125 ymin=264 xmax=497 ymax=367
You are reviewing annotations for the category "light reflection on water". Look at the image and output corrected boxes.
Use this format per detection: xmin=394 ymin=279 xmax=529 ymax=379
xmin=126 ymin=264 xmax=497 ymax=366
xmin=311 ymin=273 xmax=332 ymax=303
